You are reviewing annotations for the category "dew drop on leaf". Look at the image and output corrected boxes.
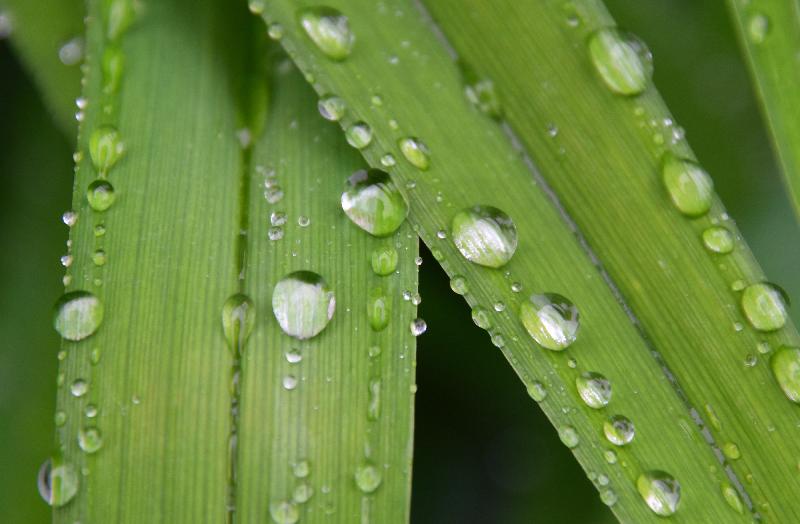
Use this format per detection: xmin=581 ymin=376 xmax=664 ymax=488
xmin=637 ymin=470 xmax=681 ymax=516
xmin=741 ymin=283 xmax=788 ymax=332
xmin=451 ymin=205 xmax=517 ymax=268
xmin=354 ymin=463 xmax=382 ymax=493
xmin=297 ymin=6 xmax=354 ymax=61
xmin=53 ymin=291 xmax=104 ymax=341
xmin=398 ymin=137 xmax=430 ymax=170
xmin=272 ymin=271 xmax=335 ymax=339
xmin=587 ymin=28 xmax=653 ymax=96
xmin=661 ymin=153 xmax=713 ymax=217
xmin=576 ymin=371 xmax=612 ymax=408
xmin=341 ymin=169 xmax=408 ymax=237
xmin=604 ymin=415 xmax=635 ymax=446
xmin=519 ymin=293 xmax=579 ymax=350
xmin=37 ymin=458 xmax=79 ymax=507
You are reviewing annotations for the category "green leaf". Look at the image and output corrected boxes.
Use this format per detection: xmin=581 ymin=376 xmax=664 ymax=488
xmin=53 ymin=0 xmax=416 ymax=523
xmin=725 ymin=0 xmax=800 ymax=220
xmin=251 ymin=0 xmax=799 ymax=520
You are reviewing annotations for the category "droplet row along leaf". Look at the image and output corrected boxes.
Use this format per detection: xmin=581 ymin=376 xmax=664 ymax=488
xmin=421 ymin=0 xmax=800 ymax=519
xmin=254 ymin=0 xmax=755 ymax=520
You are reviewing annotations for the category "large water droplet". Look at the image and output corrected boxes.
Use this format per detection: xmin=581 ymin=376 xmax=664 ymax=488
xmin=576 ymin=372 xmax=612 ymax=408
xmin=38 ymin=459 xmax=79 ymax=507
xmin=272 ymin=271 xmax=335 ymax=339
xmin=702 ymin=226 xmax=734 ymax=254
xmin=451 ymin=205 xmax=517 ymax=268
xmin=269 ymin=500 xmax=299 ymax=524
xmin=558 ymin=425 xmax=580 ymax=448
xmin=661 ymin=154 xmax=713 ymax=217
xmin=588 ymin=28 xmax=653 ymax=96
xmin=87 ymin=180 xmax=116 ymax=212
xmin=371 ymin=245 xmax=398 ymax=275
xmin=53 ymin=291 xmax=104 ymax=341
xmin=770 ymin=346 xmax=800 ymax=403
xmin=297 ymin=6 xmax=354 ymax=61
xmin=637 ymin=471 xmax=681 ymax=516
xmin=368 ymin=288 xmax=390 ymax=331
xmin=318 ymin=94 xmax=346 ymax=121
xmin=222 ymin=294 xmax=256 ymax=355
xmin=354 ymin=463 xmax=382 ymax=493
xmin=741 ymin=283 xmax=788 ymax=331
xmin=748 ymin=13 xmax=769 ymax=44
xmin=341 ymin=169 xmax=408 ymax=237
xmin=520 ymin=293 xmax=579 ymax=351
xmin=89 ymin=125 xmax=124 ymax=173
xmin=78 ymin=427 xmax=103 ymax=454
xmin=398 ymin=137 xmax=430 ymax=170
xmin=604 ymin=415 xmax=634 ymax=446
xmin=345 ymin=121 xmax=372 ymax=149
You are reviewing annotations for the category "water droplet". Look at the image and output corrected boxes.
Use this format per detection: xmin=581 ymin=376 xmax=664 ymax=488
xmin=91 ymin=250 xmax=107 ymax=266
xmin=770 ymin=346 xmax=800 ymax=403
xmin=398 ymin=137 xmax=430 ymax=170
xmin=341 ymin=169 xmax=408 ymax=237
xmin=576 ymin=372 xmax=612 ymax=408
xmin=269 ymin=500 xmax=299 ymax=524
xmin=371 ymin=245 xmax=398 ymax=275
xmin=604 ymin=450 xmax=617 ymax=464
xmin=410 ymin=318 xmax=427 ymax=336
xmin=721 ymin=481 xmax=744 ymax=514
xmin=520 ymin=293 xmax=579 ymax=351
xmin=741 ymin=283 xmax=788 ymax=331
xmin=380 ymin=153 xmax=396 ymax=167
xmin=558 ymin=425 xmax=579 ymax=448
xmin=293 ymin=483 xmax=313 ymax=503
xmin=414 ymin=256 xmax=423 ymax=266
xmin=490 ymin=330 xmax=505 ymax=348
xmin=722 ymin=442 xmax=740 ymax=460
xmin=368 ymin=288 xmax=390 ymax=331
xmin=436 ymin=229 xmax=446 ymax=239
xmin=462 ymin=67 xmax=502 ymax=118
xmin=78 ymin=427 xmax=103 ymax=453
xmin=38 ymin=459 xmax=79 ymax=507
xmin=0 ymin=11 xmax=13 ymax=39
xmin=661 ymin=154 xmax=713 ymax=217
xmin=297 ymin=215 xmax=310 ymax=227
xmin=368 ymin=378 xmax=381 ymax=420
xmin=85 ymin=404 xmax=98 ymax=418
xmin=89 ymin=126 xmax=124 ymax=174
xmin=526 ymin=381 xmax=547 ymax=402
xmin=511 ymin=282 xmax=522 ymax=293
xmin=345 ymin=122 xmax=373 ymax=149
xmin=86 ymin=180 xmax=116 ymax=212
xmin=54 ymin=411 xmax=67 ymax=426
xmin=293 ymin=460 xmax=310 ymax=478
xmin=637 ymin=471 xmax=681 ymax=516
xmin=102 ymin=46 xmax=124 ymax=94
xmin=354 ymin=463 xmax=382 ymax=493
xmin=449 ymin=276 xmax=468 ymax=295
xmin=272 ymin=271 xmax=335 ymax=339
xmin=297 ymin=6 xmax=354 ymax=61
xmin=268 ymin=227 xmax=284 ymax=241
xmin=248 ymin=0 xmax=265 ymax=14
xmin=588 ymin=29 xmax=653 ymax=96
xmin=267 ymin=23 xmax=284 ymax=40
xmin=70 ymin=379 xmax=88 ymax=397
xmin=53 ymin=291 xmax=104 ymax=341
xmin=62 ymin=211 xmax=78 ymax=227
xmin=58 ymin=37 xmax=84 ymax=66
xmin=106 ymin=0 xmax=137 ymax=41
xmin=60 ymin=254 xmax=73 ymax=268
xmin=702 ymin=226 xmax=734 ymax=254
xmin=451 ymin=205 xmax=517 ymax=268
xmin=748 ymin=13 xmax=769 ymax=44
xmin=600 ymin=488 xmax=617 ymax=507
xmin=604 ymin=415 xmax=634 ymax=446
xmin=731 ymin=279 xmax=745 ymax=292
xmin=222 ymin=294 xmax=255 ymax=355
xmin=318 ymin=95 xmax=346 ymax=121
xmin=283 ymin=375 xmax=298 ymax=390
xmin=493 ymin=301 xmax=505 ymax=312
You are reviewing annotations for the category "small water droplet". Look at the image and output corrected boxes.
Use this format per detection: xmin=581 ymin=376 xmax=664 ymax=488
xmin=283 ymin=375 xmax=298 ymax=390
xmin=297 ymin=6 xmax=354 ymax=61
xmin=558 ymin=425 xmax=580 ymax=448
xmin=70 ymin=379 xmax=88 ymax=397
xmin=272 ymin=271 xmax=335 ymax=340
xmin=53 ymin=291 xmax=104 ymax=341
xmin=462 ymin=68 xmax=502 ymax=118
xmin=86 ymin=180 xmax=116 ymax=212
xmin=722 ymin=442 xmax=740 ymax=460
xmin=493 ymin=301 xmax=505 ymax=312
xmin=600 ymin=488 xmax=617 ymax=507
xmin=449 ymin=276 xmax=468 ymax=295
xmin=398 ymin=137 xmax=430 ymax=170
xmin=293 ymin=460 xmax=310 ymax=478
xmin=414 ymin=256 xmax=423 ymax=266
xmin=380 ymin=153 xmax=396 ymax=167
xmin=269 ymin=500 xmax=299 ymax=524
xmin=268 ymin=227 xmax=284 ymax=241
xmin=520 ymin=293 xmax=579 ymax=351
xmin=318 ymin=95 xmax=346 ymax=121
xmin=661 ymin=153 xmax=713 ymax=217
xmin=293 ymin=483 xmax=313 ymax=503
xmin=721 ymin=481 xmax=744 ymax=514
xmin=748 ymin=13 xmax=769 ymax=44
xmin=770 ymin=346 xmax=800 ymax=403
xmin=741 ymin=283 xmax=788 ymax=331
xmin=341 ymin=169 xmax=408 ymax=237
xmin=38 ymin=459 xmax=79 ymax=507
xmin=267 ymin=22 xmax=284 ymax=40
xmin=222 ymin=294 xmax=255 ymax=355
xmin=371 ymin=245 xmax=398 ymax=275
xmin=526 ymin=381 xmax=547 ymax=402
xmin=604 ymin=415 xmax=635 ymax=446
xmin=0 ymin=11 xmax=13 ymax=39
xmin=368 ymin=378 xmax=381 ymax=420
xmin=101 ymin=45 xmax=124 ymax=94
xmin=60 ymin=254 xmax=73 ymax=268
xmin=62 ymin=211 xmax=78 ymax=227
xmin=54 ymin=411 xmax=67 ymax=426
xmin=576 ymin=372 xmax=612 ymax=409
xmin=451 ymin=205 xmax=517 ymax=268
xmin=297 ymin=215 xmax=310 ymax=228
xmin=58 ymin=37 xmax=84 ymax=66
xmin=85 ymin=404 xmax=98 ymax=418
xmin=78 ymin=427 xmax=103 ymax=454
xmin=354 ymin=463 xmax=382 ymax=493
xmin=604 ymin=450 xmax=617 ymax=464
xmin=588 ymin=29 xmax=653 ymax=96
xmin=702 ymin=226 xmax=734 ymax=254
xmin=89 ymin=126 xmax=124 ymax=174
xmin=637 ymin=471 xmax=681 ymax=516
xmin=345 ymin=122 xmax=373 ymax=149
xmin=285 ymin=349 xmax=302 ymax=364
xmin=410 ymin=318 xmax=427 ymax=336
xmin=511 ymin=282 xmax=522 ymax=293
xmin=368 ymin=288 xmax=391 ymax=331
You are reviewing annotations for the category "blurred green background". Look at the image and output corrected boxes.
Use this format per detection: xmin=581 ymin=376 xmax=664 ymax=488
xmin=1 ymin=0 xmax=798 ymax=522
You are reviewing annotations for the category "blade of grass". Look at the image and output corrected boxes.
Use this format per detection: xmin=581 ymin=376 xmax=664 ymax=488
xmin=0 ymin=0 xmax=83 ymax=134
xmin=254 ymin=0 xmax=766 ymax=520
xmin=725 ymin=0 xmax=800 ymax=220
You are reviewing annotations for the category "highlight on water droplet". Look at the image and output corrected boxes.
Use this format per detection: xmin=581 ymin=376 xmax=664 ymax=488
xmin=637 ymin=470 xmax=681 ymax=516
xmin=451 ymin=205 xmax=517 ymax=268
xmin=576 ymin=372 xmax=612 ymax=409
xmin=89 ymin=125 xmax=125 ymax=173
xmin=269 ymin=500 xmax=299 ymax=524
xmin=297 ymin=6 xmax=354 ymax=61
xmin=341 ymin=169 xmax=408 ymax=237
xmin=661 ymin=153 xmax=713 ymax=217
xmin=38 ymin=458 xmax=79 ymax=507
xmin=86 ymin=180 xmax=116 ymax=212
xmin=53 ymin=291 xmax=104 ymax=341
xmin=371 ymin=244 xmax=399 ymax=275
xmin=354 ymin=463 xmax=382 ymax=493
xmin=78 ymin=427 xmax=103 ymax=454
xmin=272 ymin=271 xmax=335 ymax=340
xmin=604 ymin=415 xmax=634 ymax=446
xmin=741 ymin=283 xmax=788 ymax=332
xmin=345 ymin=121 xmax=373 ymax=149
xmin=520 ymin=293 xmax=579 ymax=351
xmin=587 ymin=28 xmax=653 ymax=96
xmin=318 ymin=94 xmax=346 ymax=121
xmin=770 ymin=346 xmax=800 ymax=403
xmin=558 ymin=425 xmax=580 ymax=448
xmin=702 ymin=226 xmax=734 ymax=254
xmin=398 ymin=137 xmax=430 ymax=170
xmin=222 ymin=293 xmax=256 ymax=355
